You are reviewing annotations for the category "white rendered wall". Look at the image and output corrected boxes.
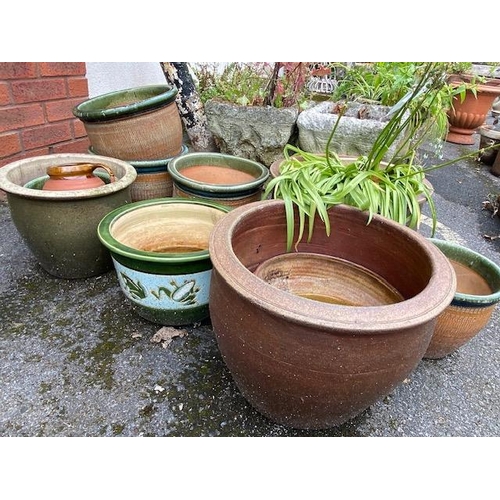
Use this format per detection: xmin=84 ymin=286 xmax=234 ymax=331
xmin=85 ymin=62 xmax=167 ymax=97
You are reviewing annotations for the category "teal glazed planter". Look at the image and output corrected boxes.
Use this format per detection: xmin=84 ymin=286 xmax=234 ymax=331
xmin=97 ymin=198 xmax=230 ymax=326
xmin=73 ymin=84 xmax=183 ymax=161
xmin=425 ymin=238 xmax=500 ymax=359
xmin=0 ymin=153 xmax=137 ymax=279
xmin=168 ymin=152 xmax=269 ymax=208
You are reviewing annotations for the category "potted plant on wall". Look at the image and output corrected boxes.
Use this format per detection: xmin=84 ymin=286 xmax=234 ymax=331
xmin=190 ymin=62 xmax=312 ymax=166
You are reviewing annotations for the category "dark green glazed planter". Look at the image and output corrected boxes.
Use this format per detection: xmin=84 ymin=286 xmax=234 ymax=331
xmin=97 ymin=198 xmax=230 ymax=326
xmin=73 ymin=84 xmax=178 ymax=122
xmin=0 ymin=153 xmax=137 ymax=279
xmin=73 ymin=84 xmax=183 ymax=161
xmin=168 ymin=152 xmax=269 ymax=208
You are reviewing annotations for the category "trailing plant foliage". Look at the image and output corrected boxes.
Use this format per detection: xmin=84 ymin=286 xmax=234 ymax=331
xmin=264 ymin=62 xmax=499 ymax=252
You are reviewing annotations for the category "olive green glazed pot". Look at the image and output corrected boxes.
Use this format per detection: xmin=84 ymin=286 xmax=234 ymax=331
xmin=97 ymin=198 xmax=230 ymax=326
xmin=0 ymin=153 xmax=137 ymax=279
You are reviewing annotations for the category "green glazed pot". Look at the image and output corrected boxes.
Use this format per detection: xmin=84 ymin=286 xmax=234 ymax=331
xmin=97 ymin=198 xmax=230 ymax=326
xmin=0 ymin=153 xmax=137 ymax=279
xmin=168 ymin=152 xmax=269 ymax=208
xmin=425 ymin=238 xmax=500 ymax=358
xmin=73 ymin=84 xmax=183 ymax=161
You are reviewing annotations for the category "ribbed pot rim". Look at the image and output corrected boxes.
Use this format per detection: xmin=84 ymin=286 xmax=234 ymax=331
xmin=98 ymin=197 xmax=230 ymax=263
xmin=0 ymin=153 xmax=137 ymax=200
xmin=73 ymin=84 xmax=178 ymax=122
xmin=429 ymin=238 xmax=500 ymax=305
xmin=168 ymin=152 xmax=269 ymax=194
xmin=209 ymin=199 xmax=456 ymax=332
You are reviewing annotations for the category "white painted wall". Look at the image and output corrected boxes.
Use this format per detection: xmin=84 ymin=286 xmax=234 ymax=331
xmin=85 ymin=62 xmax=167 ymax=97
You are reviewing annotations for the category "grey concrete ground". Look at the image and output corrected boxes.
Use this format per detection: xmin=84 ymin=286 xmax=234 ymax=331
xmin=1 ymin=131 xmax=500 ymax=438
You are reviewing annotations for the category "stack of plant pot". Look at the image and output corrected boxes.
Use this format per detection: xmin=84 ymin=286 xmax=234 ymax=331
xmin=73 ymin=84 xmax=187 ymax=202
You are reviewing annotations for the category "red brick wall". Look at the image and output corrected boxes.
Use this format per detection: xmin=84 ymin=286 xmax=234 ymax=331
xmin=0 ymin=62 xmax=91 ymax=199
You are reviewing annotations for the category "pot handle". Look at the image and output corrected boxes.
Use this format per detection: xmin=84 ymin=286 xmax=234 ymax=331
xmin=46 ymin=163 xmax=116 ymax=183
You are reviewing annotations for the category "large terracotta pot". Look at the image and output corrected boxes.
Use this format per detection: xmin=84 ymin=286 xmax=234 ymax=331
xmin=0 ymin=153 xmax=137 ymax=279
xmin=208 ymin=200 xmax=456 ymax=429
xmin=446 ymin=76 xmax=500 ymax=145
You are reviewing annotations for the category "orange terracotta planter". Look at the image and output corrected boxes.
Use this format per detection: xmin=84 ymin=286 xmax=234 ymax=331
xmin=446 ymin=76 xmax=500 ymax=145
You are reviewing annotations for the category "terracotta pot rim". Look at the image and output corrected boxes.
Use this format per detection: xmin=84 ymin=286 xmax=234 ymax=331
xmin=98 ymin=197 xmax=230 ymax=263
xmin=73 ymin=84 xmax=178 ymax=122
xmin=169 ymin=152 xmax=269 ymax=194
xmin=0 ymin=153 xmax=137 ymax=200
xmin=209 ymin=199 xmax=456 ymax=332
xmin=429 ymin=238 xmax=500 ymax=305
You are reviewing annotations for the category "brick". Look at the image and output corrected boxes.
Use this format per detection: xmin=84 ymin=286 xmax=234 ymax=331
xmin=72 ymin=118 xmax=87 ymax=139
xmin=0 ymin=82 xmax=11 ymax=105
xmin=0 ymin=131 xmax=22 ymax=158
xmin=21 ymin=122 xmax=72 ymax=150
xmin=45 ymin=98 xmax=85 ymax=122
xmin=67 ymin=77 xmax=89 ymax=98
xmin=0 ymin=146 xmax=50 ymax=168
xmin=0 ymin=62 xmax=37 ymax=80
xmin=11 ymin=79 xmax=67 ymax=104
xmin=0 ymin=104 xmax=45 ymax=133
xmin=39 ymin=62 xmax=86 ymax=77
xmin=50 ymin=137 xmax=90 ymax=154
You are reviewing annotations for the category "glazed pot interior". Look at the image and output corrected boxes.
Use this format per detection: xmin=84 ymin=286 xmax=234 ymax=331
xmin=231 ymin=202 xmax=435 ymax=301
xmin=430 ymin=238 xmax=500 ymax=303
xmin=169 ymin=152 xmax=269 ymax=192
xmin=0 ymin=154 xmax=136 ymax=200
xmin=254 ymin=252 xmax=404 ymax=306
xmin=110 ymin=202 xmax=226 ymax=254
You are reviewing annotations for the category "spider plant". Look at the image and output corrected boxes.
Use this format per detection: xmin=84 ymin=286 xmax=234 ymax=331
xmin=264 ymin=62 xmax=496 ymax=252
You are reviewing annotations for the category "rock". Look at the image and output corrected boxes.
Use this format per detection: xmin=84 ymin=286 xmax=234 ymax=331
xmin=297 ymin=101 xmax=402 ymax=160
xmin=204 ymin=99 xmax=299 ymax=167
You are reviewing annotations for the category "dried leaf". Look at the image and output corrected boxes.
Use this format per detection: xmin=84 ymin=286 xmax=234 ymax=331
xmin=150 ymin=326 xmax=188 ymax=348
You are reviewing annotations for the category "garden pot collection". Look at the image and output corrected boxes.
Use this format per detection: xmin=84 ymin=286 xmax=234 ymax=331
xmin=424 ymin=239 xmax=500 ymax=359
xmin=0 ymin=153 xmax=137 ymax=279
xmin=168 ymin=152 xmax=269 ymax=208
xmin=97 ymin=198 xmax=230 ymax=326
xmin=446 ymin=76 xmax=500 ymax=145
xmin=208 ymin=200 xmax=456 ymax=429
xmin=75 ymin=84 xmax=187 ymax=202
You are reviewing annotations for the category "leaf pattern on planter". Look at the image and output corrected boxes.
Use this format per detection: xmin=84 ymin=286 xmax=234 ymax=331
xmin=120 ymin=272 xmax=147 ymax=300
